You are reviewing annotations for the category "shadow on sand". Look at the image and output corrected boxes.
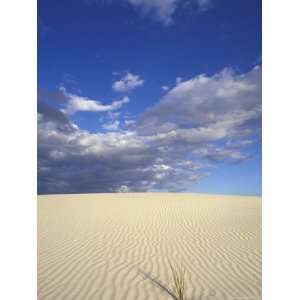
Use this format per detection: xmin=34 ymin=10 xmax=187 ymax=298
xmin=138 ymin=268 xmax=177 ymax=300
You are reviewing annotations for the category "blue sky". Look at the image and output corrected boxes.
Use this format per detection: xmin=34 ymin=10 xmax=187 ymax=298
xmin=38 ymin=0 xmax=261 ymax=195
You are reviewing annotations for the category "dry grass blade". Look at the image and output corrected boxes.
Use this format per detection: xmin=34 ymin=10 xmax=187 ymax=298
xmin=169 ymin=261 xmax=186 ymax=300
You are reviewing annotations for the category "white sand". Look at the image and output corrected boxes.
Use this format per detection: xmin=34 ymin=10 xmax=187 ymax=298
xmin=38 ymin=193 xmax=261 ymax=300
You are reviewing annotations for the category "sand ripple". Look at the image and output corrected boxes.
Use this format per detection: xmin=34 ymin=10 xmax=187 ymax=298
xmin=38 ymin=193 xmax=261 ymax=300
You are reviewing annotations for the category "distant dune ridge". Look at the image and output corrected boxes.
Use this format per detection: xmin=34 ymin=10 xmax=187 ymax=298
xmin=38 ymin=193 xmax=261 ymax=300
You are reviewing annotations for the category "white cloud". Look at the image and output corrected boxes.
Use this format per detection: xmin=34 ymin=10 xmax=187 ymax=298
xmin=38 ymin=110 xmax=208 ymax=193
xmin=127 ymin=0 xmax=213 ymax=25
xmin=60 ymin=87 xmax=129 ymax=115
xmin=193 ymin=146 xmax=249 ymax=163
xmin=84 ymin=0 xmax=213 ymax=25
xmin=161 ymin=85 xmax=170 ymax=92
xmin=139 ymin=66 xmax=261 ymax=138
xmin=128 ymin=0 xmax=178 ymax=25
xmin=124 ymin=119 xmax=136 ymax=126
xmin=107 ymin=111 xmax=121 ymax=120
xmin=112 ymin=72 xmax=144 ymax=92
xmin=117 ymin=185 xmax=130 ymax=193
xmin=38 ymin=66 xmax=261 ymax=194
xmin=102 ymin=120 xmax=120 ymax=131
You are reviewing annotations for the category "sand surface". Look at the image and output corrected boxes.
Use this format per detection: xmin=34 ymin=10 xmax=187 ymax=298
xmin=38 ymin=193 xmax=261 ymax=300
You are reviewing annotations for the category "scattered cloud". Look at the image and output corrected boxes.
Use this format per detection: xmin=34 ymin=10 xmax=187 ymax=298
xmin=117 ymin=185 xmax=130 ymax=193
xmin=83 ymin=0 xmax=213 ymax=25
xmin=112 ymin=72 xmax=144 ymax=92
xmin=107 ymin=111 xmax=121 ymax=120
xmin=60 ymin=87 xmax=130 ymax=115
xmin=38 ymin=66 xmax=261 ymax=194
xmin=124 ymin=119 xmax=136 ymax=126
xmin=197 ymin=0 xmax=213 ymax=10
xmin=102 ymin=120 xmax=120 ymax=131
xmin=127 ymin=0 xmax=213 ymax=25
xmin=193 ymin=146 xmax=250 ymax=163
xmin=161 ymin=85 xmax=170 ymax=92
xmin=38 ymin=120 xmax=199 ymax=193
xmin=127 ymin=0 xmax=179 ymax=25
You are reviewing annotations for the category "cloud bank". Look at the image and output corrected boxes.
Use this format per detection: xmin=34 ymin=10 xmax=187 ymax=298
xmin=38 ymin=66 xmax=261 ymax=194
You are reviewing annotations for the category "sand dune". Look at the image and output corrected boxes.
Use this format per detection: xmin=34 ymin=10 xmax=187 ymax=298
xmin=38 ymin=193 xmax=261 ymax=300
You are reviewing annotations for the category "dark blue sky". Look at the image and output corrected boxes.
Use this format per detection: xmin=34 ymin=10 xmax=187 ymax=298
xmin=38 ymin=0 xmax=261 ymax=195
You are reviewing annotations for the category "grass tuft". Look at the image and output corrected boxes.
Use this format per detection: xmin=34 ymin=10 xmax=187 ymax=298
xmin=169 ymin=261 xmax=186 ymax=300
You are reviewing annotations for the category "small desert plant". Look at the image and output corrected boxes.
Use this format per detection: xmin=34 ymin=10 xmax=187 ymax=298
xmin=169 ymin=261 xmax=186 ymax=300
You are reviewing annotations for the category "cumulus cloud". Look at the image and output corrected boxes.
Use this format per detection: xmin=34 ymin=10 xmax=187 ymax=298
xmin=38 ymin=66 xmax=261 ymax=194
xmin=112 ymin=72 xmax=144 ymax=92
xmin=38 ymin=118 xmax=201 ymax=193
xmin=138 ymin=66 xmax=261 ymax=137
xmin=60 ymin=87 xmax=130 ymax=114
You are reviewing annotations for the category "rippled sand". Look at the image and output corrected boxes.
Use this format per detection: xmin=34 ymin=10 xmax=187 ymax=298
xmin=38 ymin=193 xmax=261 ymax=300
